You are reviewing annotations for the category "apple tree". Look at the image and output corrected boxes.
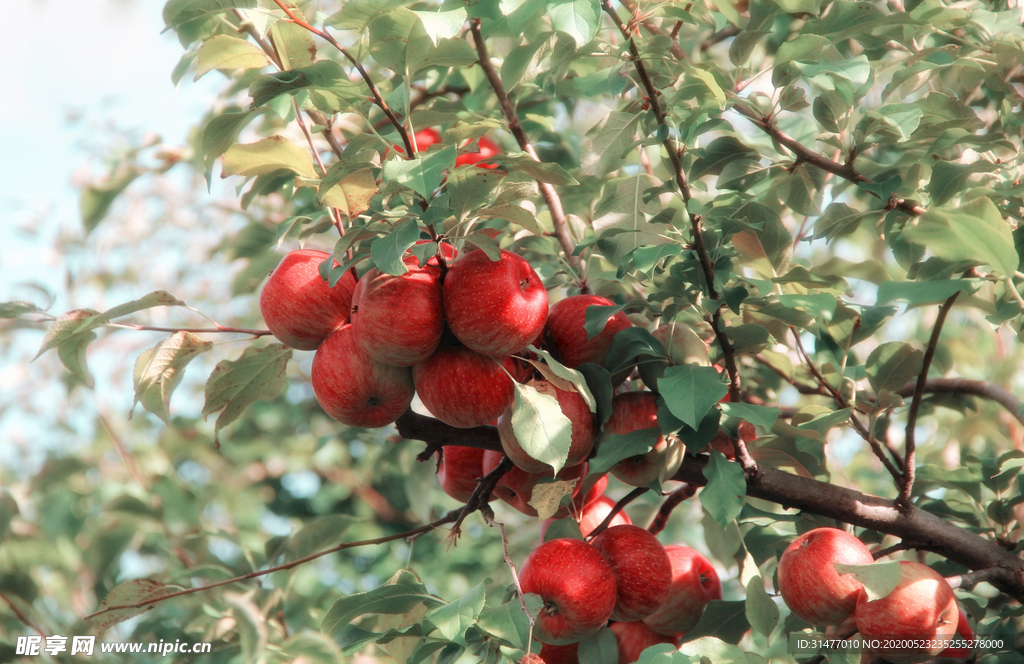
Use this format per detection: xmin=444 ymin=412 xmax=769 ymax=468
xmin=3 ymin=0 xmax=1024 ymax=662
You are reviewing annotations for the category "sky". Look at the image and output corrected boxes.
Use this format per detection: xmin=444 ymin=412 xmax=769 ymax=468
xmin=0 ymin=0 xmax=223 ymax=469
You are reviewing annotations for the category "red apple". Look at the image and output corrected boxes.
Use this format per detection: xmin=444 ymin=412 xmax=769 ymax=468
xmin=582 ymin=475 xmax=609 ymax=508
xmin=456 ymin=135 xmax=501 ymax=168
xmin=518 ymin=538 xmax=617 ymax=645
xmin=258 ymin=249 xmax=356 ymax=350
xmin=937 ymin=608 xmax=974 ymax=659
xmin=715 ymin=365 xmax=731 ymax=403
xmin=642 ymin=546 xmax=721 ymax=636
xmin=442 ymin=249 xmax=549 ymax=357
xmin=482 ymin=451 xmax=588 ymax=517
xmin=436 ymin=446 xmax=486 ymax=503
xmin=413 ymin=345 xmax=520 ymax=428
xmin=590 ymin=525 xmax=672 ymax=622
xmin=350 ymin=261 xmax=444 ymax=366
xmin=544 ymin=295 xmax=632 ymax=369
xmin=391 ymin=127 xmax=442 ymax=155
xmin=519 ymin=655 xmax=545 ymax=664
xmin=609 ymin=621 xmax=681 ymax=664
xmin=855 ymin=561 xmax=959 ymax=664
xmin=311 ymin=324 xmax=414 ymax=427
xmin=603 ymin=392 xmax=683 ymax=487
xmin=537 ymin=642 xmax=579 ymax=664
xmin=777 ymin=527 xmax=874 ymax=626
xmin=497 ymin=379 xmax=595 ymax=473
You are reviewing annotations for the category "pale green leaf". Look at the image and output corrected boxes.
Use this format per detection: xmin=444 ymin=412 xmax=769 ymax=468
xmin=194 ymin=35 xmax=269 ymax=80
xmin=510 ymin=382 xmax=573 ymax=474
xmin=201 ymin=344 xmax=293 ymax=443
xmin=221 ymin=136 xmax=318 ymax=179
xmin=132 ymin=332 xmax=214 ymax=424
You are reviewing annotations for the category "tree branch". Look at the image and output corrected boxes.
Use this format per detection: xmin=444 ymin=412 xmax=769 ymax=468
xmin=946 ymin=567 xmax=1006 ymax=591
xmin=108 ymin=323 xmax=272 ymax=336
xmin=894 ymin=378 xmax=1024 ymax=426
xmin=900 ymin=293 xmax=959 ymax=511
xmin=647 ymin=484 xmax=696 ymax=536
xmin=600 ymin=0 xmax=743 ymax=409
xmin=585 ymin=487 xmax=648 ymax=540
xmin=467 ymin=19 xmax=587 ymax=291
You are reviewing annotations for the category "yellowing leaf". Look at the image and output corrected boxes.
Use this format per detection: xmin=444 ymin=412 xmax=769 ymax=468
xmin=319 ymin=169 xmax=378 ymax=219
xmin=222 ymin=136 xmax=318 ymax=179
xmin=528 ymin=479 xmax=578 ymax=521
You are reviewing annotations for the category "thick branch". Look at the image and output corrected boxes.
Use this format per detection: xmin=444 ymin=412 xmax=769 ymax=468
xmin=895 ymin=378 xmax=1024 ymax=426
xmin=468 ymin=19 xmax=586 ymax=290
xmin=398 ymin=413 xmax=1024 ymax=602
xmin=648 ymin=484 xmax=696 ymax=536
xmin=900 ymin=293 xmax=959 ymax=510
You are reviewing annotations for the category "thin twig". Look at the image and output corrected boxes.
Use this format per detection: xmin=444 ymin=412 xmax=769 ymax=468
xmin=0 ymin=591 xmax=46 ymax=638
xmin=467 ymin=19 xmax=587 ymax=292
xmin=900 ymin=292 xmax=959 ymax=511
xmin=108 ymin=323 xmax=272 ymax=336
xmin=873 ymin=542 xmax=912 ymax=560
xmin=647 ymin=484 xmax=696 ymax=536
xmin=483 ymin=506 xmax=535 ymax=652
xmin=946 ymin=567 xmax=1004 ymax=590
xmin=601 ymin=0 xmax=743 ymax=410
xmin=894 ymin=378 xmax=1024 ymax=427
xmin=84 ymin=514 xmax=457 ymax=620
xmin=447 ymin=455 xmax=513 ymax=543
xmin=586 ymin=487 xmax=648 ymax=540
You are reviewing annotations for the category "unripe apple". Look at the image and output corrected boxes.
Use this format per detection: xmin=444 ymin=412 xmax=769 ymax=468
xmin=590 ymin=525 xmax=672 ymax=622
xmin=643 ymin=546 xmax=721 ymax=637
xmin=544 ymin=295 xmax=632 ymax=369
xmin=258 ymin=249 xmax=356 ymax=350
xmin=436 ymin=446 xmax=486 ymax=503
xmin=350 ymin=260 xmax=443 ymax=366
xmin=855 ymin=561 xmax=959 ymax=664
xmin=777 ymin=527 xmax=874 ymax=626
xmin=609 ymin=621 xmax=681 ymax=664
xmin=311 ymin=324 xmax=414 ymax=427
xmin=638 ymin=322 xmax=709 ymax=393
xmin=413 ymin=345 xmax=519 ymax=428
xmin=497 ymin=379 xmax=595 ymax=473
xmin=518 ymin=538 xmax=618 ymax=645
xmin=603 ymin=392 xmax=684 ymax=487
xmin=442 ymin=249 xmax=548 ymax=357
xmin=482 ymin=451 xmax=588 ymax=517
xmin=456 ymin=135 xmax=501 ymax=168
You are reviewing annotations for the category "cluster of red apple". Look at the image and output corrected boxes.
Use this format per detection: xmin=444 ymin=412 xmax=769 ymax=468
xmin=397 ymin=127 xmax=502 ymax=169
xmin=778 ymin=527 xmax=973 ymax=664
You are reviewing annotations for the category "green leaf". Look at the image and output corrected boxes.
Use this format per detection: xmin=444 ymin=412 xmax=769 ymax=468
xmin=680 ymin=600 xmax=751 ymax=645
xmin=593 ymin=175 xmax=670 ymax=264
xmin=271 ymin=18 xmax=317 ymax=70
xmin=476 ymin=204 xmax=547 ymax=236
xmin=382 ymin=145 xmax=456 ymax=199
xmin=542 ymin=518 xmax=584 ymax=542
xmin=370 ymin=220 xmax=421 ymax=276
xmin=720 ymin=403 xmax=779 ymax=430
xmin=447 ymin=167 xmax=506 ymax=223
xmin=322 ymin=581 xmax=444 ymax=638
xmin=691 ymin=137 xmax=759 ymax=180
xmin=478 ymin=597 xmax=538 ymax=650
xmin=426 ymin=580 xmax=486 ymax=644
xmin=577 ymin=626 xmax=618 ymax=664
xmin=865 ymin=341 xmax=923 ymax=394
xmin=547 ymin=0 xmax=601 ymax=46
xmin=510 ymin=382 xmax=573 ymax=474
xmin=411 ymin=8 xmax=467 ymax=45
xmin=163 ymin=0 xmax=257 ymax=30
xmin=487 ymin=154 xmax=579 ymax=185
xmin=81 ymin=171 xmax=141 ymax=233
xmin=583 ymin=304 xmax=626 ymax=340
xmin=659 ymin=365 xmax=729 ymax=430
xmin=927 ymin=161 xmax=996 ymax=206
xmin=700 ymin=451 xmax=746 ymax=528
xmin=285 ymin=515 xmax=354 ymax=562
xmin=0 ymin=491 xmax=20 ymax=543
xmin=812 ymin=90 xmax=850 ymax=133
xmin=194 ymin=35 xmax=269 ymax=80
xmin=92 ymin=579 xmax=182 ymax=634
xmin=833 ymin=560 xmax=902 ymax=601
xmin=875 ymin=279 xmax=981 ymax=306
xmin=201 ymin=109 xmax=257 ymax=176
xmin=221 ymin=136 xmax=318 ymax=179
xmin=525 ymin=346 xmax=598 ymax=413
xmin=591 ymin=428 xmax=659 ymax=475
xmin=903 ymin=196 xmax=1017 ymax=277
xmin=249 ymin=60 xmax=363 ymax=110
xmin=812 ymin=203 xmax=875 ymax=242
xmin=201 ymin=344 xmax=293 ymax=444
xmin=132 ymin=332 xmax=214 ymax=424
xmin=0 ymin=301 xmax=43 ymax=318
xmin=581 ymin=111 xmax=641 ymax=177
xmin=745 ymin=575 xmax=779 ymax=638
xmin=773 ymin=266 xmax=849 ymax=292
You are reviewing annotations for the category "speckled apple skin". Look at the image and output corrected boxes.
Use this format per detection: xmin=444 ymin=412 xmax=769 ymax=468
xmin=855 ymin=561 xmax=959 ymax=664
xmin=413 ymin=345 xmax=519 ymax=428
xmin=351 ymin=262 xmax=444 ymax=366
xmin=544 ymin=295 xmax=632 ymax=368
xmin=258 ymin=249 xmax=356 ymax=351
xmin=643 ymin=545 xmax=721 ymax=637
xmin=518 ymin=538 xmax=617 ymax=645
xmin=310 ymin=324 xmax=413 ymax=427
xmin=497 ymin=379 xmax=595 ymax=473
xmin=778 ymin=527 xmax=874 ymax=625
xmin=442 ymin=249 xmax=548 ymax=357
xmin=591 ymin=525 xmax=672 ymax=622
